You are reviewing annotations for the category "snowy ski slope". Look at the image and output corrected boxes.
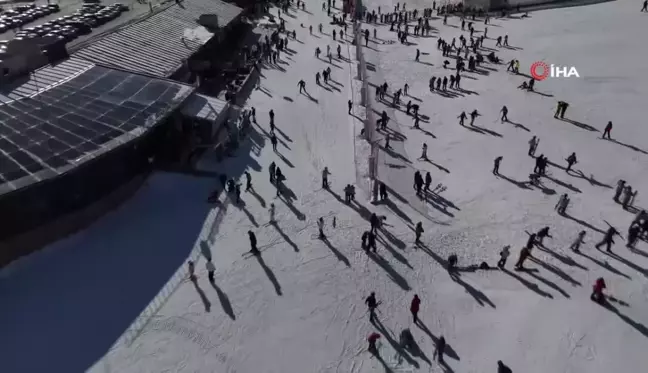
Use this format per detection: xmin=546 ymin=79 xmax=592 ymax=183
xmin=1 ymin=0 xmax=648 ymax=372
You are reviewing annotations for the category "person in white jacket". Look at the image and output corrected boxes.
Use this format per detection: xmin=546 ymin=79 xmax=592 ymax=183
xmin=569 ymin=231 xmax=586 ymax=252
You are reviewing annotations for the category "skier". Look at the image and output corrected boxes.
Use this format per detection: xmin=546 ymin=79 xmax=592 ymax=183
xmin=555 ymin=193 xmax=569 ymax=215
xmin=595 ymin=226 xmax=619 ymax=252
xmin=602 ymin=121 xmax=613 ymax=139
xmin=415 ymin=222 xmax=424 ymax=244
xmin=269 ymin=203 xmax=275 ymax=223
xmin=493 ymin=156 xmax=503 ymax=175
xmin=500 ymin=105 xmax=509 ymax=122
xmin=370 ymin=212 xmax=380 ymax=233
xmin=613 ymin=180 xmax=626 ymax=202
xmin=498 ymin=361 xmax=513 ymax=373
xmin=570 ymin=230 xmax=586 ymax=252
xmin=591 ymin=277 xmax=606 ymax=304
xmin=365 ymin=292 xmax=378 ymax=321
xmin=565 ymin=152 xmax=577 ymax=172
xmin=469 ymin=109 xmax=480 ymax=125
xmin=424 ymin=172 xmax=432 ymax=192
xmin=348 ymin=99 xmax=352 ymax=114
xmin=643 ymin=0 xmax=648 ymax=12
xmin=322 ymin=166 xmax=331 ymax=189
xmin=415 ymin=48 xmax=420 ymax=61
xmin=188 ymin=260 xmax=196 ymax=280
xmin=627 ymin=223 xmax=641 ymax=249
xmin=503 ymin=35 xmax=509 ymax=46
xmin=514 ymin=246 xmax=532 ymax=270
xmin=206 ymin=258 xmax=215 ymax=283
xmin=410 ymin=294 xmax=421 ymax=323
xmin=384 ymin=135 xmax=391 ymax=150
xmin=234 ymin=183 xmax=242 ymax=204
xmin=379 ymin=182 xmax=387 ymax=201
xmin=498 ymin=245 xmax=510 ymax=268
xmin=245 ymin=171 xmax=252 ymax=191
xmin=536 ymin=226 xmax=551 ymax=246
xmin=269 ymin=162 xmax=276 ymax=183
xmin=433 ymin=336 xmax=446 ymax=363
xmin=528 ymin=136 xmax=538 ymax=157
xmin=458 ymin=111 xmax=467 ymax=126
xmin=418 ymin=143 xmax=428 ymax=160
xmin=248 ymin=230 xmax=259 ymax=255
xmin=367 ymin=230 xmax=377 ymax=252
xmin=298 ymin=79 xmax=306 ymax=93
xmin=368 ymin=332 xmax=381 ymax=355
xmin=361 ymin=230 xmax=369 ymax=251
xmin=318 ymin=217 xmax=325 ymax=239
xmin=270 ymin=132 xmax=278 ymax=151
xmin=622 ymin=185 xmax=637 ymax=210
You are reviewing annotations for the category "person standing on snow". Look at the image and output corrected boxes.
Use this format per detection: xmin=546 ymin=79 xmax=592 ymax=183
xmin=298 ymin=79 xmax=306 ymax=93
xmin=515 ymin=246 xmax=532 ymax=270
xmin=528 ymin=136 xmax=538 ymax=157
xmin=269 ymin=203 xmax=276 ymax=223
xmin=418 ymin=143 xmax=428 ymax=160
xmin=365 ymin=292 xmax=379 ymax=322
xmin=322 ymin=167 xmax=331 ymax=189
xmin=493 ymin=156 xmax=503 ymax=175
xmin=248 ymin=230 xmax=259 ymax=255
xmin=595 ymin=226 xmax=620 ymax=252
xmin=591 ymin=277 xmax=606 ymax=303
xmin=458 ymin=111 xmax=467 ymax=126
xmin=206 ymin=258 xmax=216 ymax=283
xmin=415 ymin=222 xmax=424 ymax=244
xmin=245 ymin=171 xmax=252 ymax=191
xmin=498 ymin=245 xmax=510 ymax=268
xmin=368 ymin=332 xmax=381 ymax=355
xmin=348 ymin=99 xmax=352 ymax=114
xmin=555 ymin=193 xmax=569 ymax=215
xmin=536 ymin=226 xmax=552 ymax=246
xmin=570 ymin=230 xmax=586 ymax=252
xmin=318 ymin=217 xmax=326 ymax=239
xmin=613 ymin=180 xmax=626 ymax=202
xmin=565 ymin=152 xmax=577 ymax=172
xmin=434 ymin=336 xmax=446 ymax=363
xmin=602 ymin=121 xmax=613 ymax=139
xmin=500 ymin=105 xmax=509 ymax=122
xmin=370 ymin=213 xmax=380 ymax=233
xmin=410 ymin=294 xmax=421 ymax=323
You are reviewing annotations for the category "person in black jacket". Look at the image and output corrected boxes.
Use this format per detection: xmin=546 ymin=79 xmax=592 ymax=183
xmin=434 ymin=336 xmax=446 ymax=362
xmin=498 ymin=360 xmax=512 ymax=373
xmin=248 ymin=231 xmax=259 ymax=255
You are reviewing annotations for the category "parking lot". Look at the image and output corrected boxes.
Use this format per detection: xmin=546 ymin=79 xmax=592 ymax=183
xmin=1 ymin=0 xmax=170 ymax=50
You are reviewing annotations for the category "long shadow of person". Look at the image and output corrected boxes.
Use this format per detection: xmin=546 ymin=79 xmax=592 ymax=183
xmin=191 ymin=277 xmax=211 ymax=312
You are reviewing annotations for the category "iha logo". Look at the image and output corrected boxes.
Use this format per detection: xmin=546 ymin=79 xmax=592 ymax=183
xmin=530 ymin=61 xmax=580 ymax=81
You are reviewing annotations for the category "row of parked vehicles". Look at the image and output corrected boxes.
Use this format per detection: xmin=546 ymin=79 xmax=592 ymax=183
xmin=0 ymin=4 xmax=61 ymax=33
xmin=9 ymin=3 xmax=129 ymax=44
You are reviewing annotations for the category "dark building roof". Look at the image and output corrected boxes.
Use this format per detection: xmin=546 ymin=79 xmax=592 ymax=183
xmin=0 ymin=57 xmax=194 ymax=196
xmin=73 ymin=0 xmax=244 ymax=78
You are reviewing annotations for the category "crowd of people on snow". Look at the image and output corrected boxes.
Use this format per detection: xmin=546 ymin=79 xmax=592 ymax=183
xmin=194 ymin=1 xmax=647 ymax=372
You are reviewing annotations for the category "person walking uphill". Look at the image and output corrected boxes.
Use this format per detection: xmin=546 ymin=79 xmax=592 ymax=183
xmin=410 ymin=294 xmax=421 ymax=323
xmin=595 ymin=226 xmax=620 ymax=252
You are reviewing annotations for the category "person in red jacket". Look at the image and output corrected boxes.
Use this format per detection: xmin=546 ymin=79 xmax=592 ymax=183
xmin=368 ymin=332 xmax=381 ymax=356
xmin=591 ymin=277 xmax=606 ymax=304
xmin=410 ymin=294 xmax=421 ymax=323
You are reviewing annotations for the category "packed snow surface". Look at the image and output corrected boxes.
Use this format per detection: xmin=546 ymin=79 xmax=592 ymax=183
xmin=2 ymin=0 xmax=648 ymax=372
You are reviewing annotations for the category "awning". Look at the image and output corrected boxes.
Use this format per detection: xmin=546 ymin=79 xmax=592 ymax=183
xmin=181 ymin=92 xmax=229 ymax=122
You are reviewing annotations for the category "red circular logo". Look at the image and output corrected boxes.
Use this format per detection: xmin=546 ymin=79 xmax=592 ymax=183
xmin=530 ymin=61 xmax=549 ymax=81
